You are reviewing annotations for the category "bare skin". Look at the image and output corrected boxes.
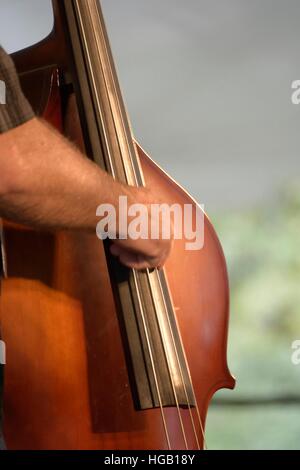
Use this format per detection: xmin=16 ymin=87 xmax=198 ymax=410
xmin=0 ymin=118 xmax=173 ymax=270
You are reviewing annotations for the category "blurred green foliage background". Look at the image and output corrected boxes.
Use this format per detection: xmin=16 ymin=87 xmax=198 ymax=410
xmin=206 ymin=184 xmax=300 ymax=449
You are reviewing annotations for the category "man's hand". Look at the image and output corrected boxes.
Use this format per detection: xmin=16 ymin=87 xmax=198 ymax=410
xmin=109 ymin=188 xmax=173 ymax=270
xmin=110 ymin=237 xmax=172 ymax=270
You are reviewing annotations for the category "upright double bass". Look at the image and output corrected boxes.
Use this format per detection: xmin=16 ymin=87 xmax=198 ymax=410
xmin=0 ymin=0 xmax=235 ymax=449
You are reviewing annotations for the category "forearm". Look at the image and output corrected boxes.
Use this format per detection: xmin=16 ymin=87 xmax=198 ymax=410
xmin=0 ymin=117 xmax=135 ymax=231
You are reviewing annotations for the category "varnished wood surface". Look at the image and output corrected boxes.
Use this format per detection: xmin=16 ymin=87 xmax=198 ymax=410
xmin=0 ymin=142 xmax=234 ymax=449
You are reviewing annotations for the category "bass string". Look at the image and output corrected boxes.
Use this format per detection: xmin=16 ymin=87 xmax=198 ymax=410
xmin=78 ymin=0 xmax=206 ymax=449
xmin=156 ymin=270 xmax=208 ymax=450
xmin=135 ymin=270 xmax=189 ymax=449
xmin=153 ymin=271 xmax=201 ymax=449
xmin=90 ymin=1 xmax=194 ymax=448
xmin=89 ymin=1 xmax=191 ymax=450
xmin=74 ymin=0 xmax=172 ymax=449
xmin=91 ymin=0 xmax=206 ymax=449
xmin=131 ymin=270 xmax=172 ymax=448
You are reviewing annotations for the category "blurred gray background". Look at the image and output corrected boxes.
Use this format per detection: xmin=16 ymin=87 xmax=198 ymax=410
xmin=1 ymin=0 xmax=300 ymax=450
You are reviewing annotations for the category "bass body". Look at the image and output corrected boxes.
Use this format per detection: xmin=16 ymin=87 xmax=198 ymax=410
xmin=0 ymin=0 xmax=234 ymax=449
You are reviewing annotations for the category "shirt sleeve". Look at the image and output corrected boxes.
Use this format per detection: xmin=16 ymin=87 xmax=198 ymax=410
xmin=0 ymin=46 xmax=35 ymax=133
